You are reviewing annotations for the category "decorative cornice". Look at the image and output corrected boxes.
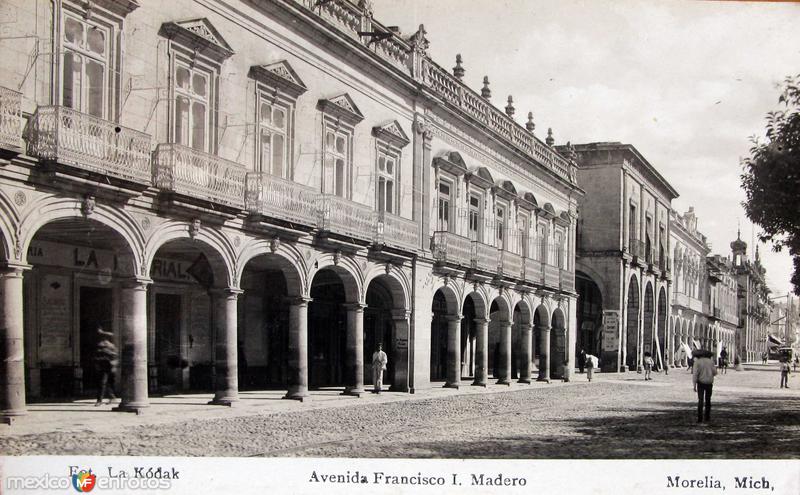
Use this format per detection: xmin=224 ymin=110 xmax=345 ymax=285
xmin=249 ymin=60 xmax=308 ymax=99
xmin=372 ymin=120 xmax=410 ymax=148
xmin=432 ymin=150 xmax=468 ymax=176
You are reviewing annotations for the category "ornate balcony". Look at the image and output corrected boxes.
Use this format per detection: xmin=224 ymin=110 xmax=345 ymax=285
xmin=543 ymin=263 xmax=560 ymax=288
xmin=153 ymin=143 xmax=246 ymax=210
xmin=317 ymin=194 xmax=377 ymax=244
xmin=471 ymin=241 xmax=499 ymax=273
xmin=499 ymin=250 xmax=523 ymax=280
xmin=560 ymin=269 xmax=575 ymax=292
xmin=245 ymin=172 xmax=317 ymax=229
xmin=375 ymin=211 xmax=419 ymax=252
xmin=524 ymin=257 xmax=543 ymax=285
xmin=0 ymin=86 xmax=23 ymax=155
xmin=432 ymin=231 xmax=472 ymax=268
xmin=27 ymin=106 xmax=152 ymax=186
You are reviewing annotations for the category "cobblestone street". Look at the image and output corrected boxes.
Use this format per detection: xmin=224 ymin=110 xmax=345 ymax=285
xmin=2 ymin=364 xmax=799 ymax=459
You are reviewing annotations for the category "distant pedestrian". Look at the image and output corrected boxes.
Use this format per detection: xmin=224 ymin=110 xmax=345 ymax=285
xmin=762 ymin=351 xmax=768 ymax=365
xmin=693 ymin=350 xmax=717 ymax=424
xmin=687 ymin=355 xmax=694 ymax=372
xmin=94 ymin=326 xmax=118 ymax=406
xmin=586 ymin=354 xmax=597 ymax=382
xmin=719 ymin=347 xmax=728 ymax=373
xmin=779 ymin=358 xmax=791 ymax=389
xmin=372 ymin=343 xmax=388 ymax=394
xmin=643 ymin=352 xmax=654 ymax=380
xmin=577 ymin=348 xmax=586 ymax=374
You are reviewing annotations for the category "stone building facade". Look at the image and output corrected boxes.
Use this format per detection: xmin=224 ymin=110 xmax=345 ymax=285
xmin=563 ymin=142 xmax=676 ymax=372
xmin=0 ymin=0 xmax=579 ymax=421
xmin=706 ymin=255 xmax=738 ymax=362
xmin=730 ymin=234 xmax=771 ymax=362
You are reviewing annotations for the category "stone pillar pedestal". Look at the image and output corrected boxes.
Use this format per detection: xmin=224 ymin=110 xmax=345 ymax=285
xmin=472 ymin=318 xmax=489 ymax=387
xmin=209 ymin=288 xmax=242 ymax=406
xmin=445 ymin=315 xmax=462 ymax=388
xmin=389 ymin=309 xmax=411 ymax=392
xmin=1 ymin=264 xmax=29 ymax=424
xmin=497 ymin=320 xmax=512 ymax=385
xmin=537 ymin=325 xmax=551 ymax=383
xmin=284 ymin=297 xmax=311 ymax=401
xmin=518 ymin=322 xmax=533 ymax=384
xmin=343 ymin=303 xmax=366 ymax=397
xmin=114 ymin=277 xmax=151 ymax=415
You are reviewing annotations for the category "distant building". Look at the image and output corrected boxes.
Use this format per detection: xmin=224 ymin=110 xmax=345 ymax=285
xmin=563 ymin=142 xmax=677 ymax=372
xmin=705 ymin=255 xmax=739 ymax=362
xmin=730 ymin=233 xmax=771 ymax=362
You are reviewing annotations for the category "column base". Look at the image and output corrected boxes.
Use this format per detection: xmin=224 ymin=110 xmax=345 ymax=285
xmin=1 ymin=409 xmax=26 ymax=425
xmin=471 ymin=381 xmax=487 ymax=388
xmin=443 ymin=382 xmax=460 ymax=389
xmin=496 ymin=379 xmax=511 ymax=386
xmin=536 ymin=377 xmax=551 ymax=383
xmin=208 ymin=398 xmax=236 ymax=407
xmin=342 ymin=388 xmax=365 ymax=397
xmin=518 ymin=378 xmax=532 ymax=384
xmin=112 ymin=403 xmax=148 ymax=415
xmin=282 ymin=391 xmax=310 ymax=402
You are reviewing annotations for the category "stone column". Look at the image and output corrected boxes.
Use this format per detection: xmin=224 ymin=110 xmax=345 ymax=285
xmin=114 ymin=277 xmax=151 ymax=415
xmin=472 ymin=317 xmax=489 ymax=387
xmin=284 ymin=297 xmax=311 ymax=401
xmin=537 ymin=324 xmax=551 ymax=382
xmin=445 ymin=315 xmax=462 ymax=388
xmin=209 ymin=288 xmax=242 ymax=406
xmin=390 ymin=309 xmax=411 ymax=392
xmin=1 ymin=264 xmax=29 ymax=423
xmin=518 ymin=322 xmax=533 ymax=384
xmin=497 ymin=320 xmax=512 ymax=385
xmin=343 ymin=303 xmax=366 ymax=397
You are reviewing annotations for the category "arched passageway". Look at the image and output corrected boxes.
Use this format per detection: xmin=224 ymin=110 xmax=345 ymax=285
xmin=656 ymin=287 xmax=667 ymax=369
xmin=642 ymin=282 xmax=655 ymax=359
xmin=308 ymin=269 xmax=348 ymax=389
xmin=625 ymin=276 xmax=640 ymax=370
xmin=550 ymin=308 xmax=567 ymax=379
xmin=576 ymin=271 xmax=603 ymax=357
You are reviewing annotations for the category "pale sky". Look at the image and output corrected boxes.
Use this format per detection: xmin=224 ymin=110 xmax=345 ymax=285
xmin=371 ymin=0 xmax=800 ymax=295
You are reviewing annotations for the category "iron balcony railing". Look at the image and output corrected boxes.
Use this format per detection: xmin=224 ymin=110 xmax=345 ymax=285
xmin=499 ymin=249 xmax=524 ymax=280
xmin=471 ymin=240 xmax=499 ymax=273
xmin=432 ymin=231 xmax=472 ymax=267
xmin=0 ymin=86 xmax=23 ymax=152
xmin=543 ymin=263 xmax=560 ymax=288
xmin=317 ymin=193 xmax=377 ymax=243
xmin=524 ymin=257 xmax=543 ymax=285
xmin=245 ymin=172 xmax=318 ymax=228
xmin=153 ymin=143 xmax=246 ymax=209
xmin=560 ymin=269 xmax=575 ymax=292
xmin=27 ymin=106 xmax=152 ymax=185
xmin=376 ymin=211 xmax=419 ymax=252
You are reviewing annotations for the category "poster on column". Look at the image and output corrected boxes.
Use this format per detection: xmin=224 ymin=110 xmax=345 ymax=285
xmin=602 ymin=310 xmax=620 ymax=352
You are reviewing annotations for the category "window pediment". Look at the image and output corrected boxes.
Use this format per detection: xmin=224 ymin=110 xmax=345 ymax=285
xmin=540 ymin=202 xmax=557 ymax=220
xmin=432 ymin=151 xmax=468 ymax=176
xmin=493 ymin=179 xmax=517 ymax=201
xmin=518 ymin=191 xmax=539 ymax=211
xmin=318 ymin=93 xmax=364 ymax=126
xmin=160 ymin=18 xmax=234 ymax=62
xmin=372 ymin=120 xmax=410 ymax=148
xmin=555 ymin=210 xmax=572 ymax=226
xmin=249 ymin=60 xmax=307 ymax=99
xmin=85 ymin=0 xmax=140 ymax=17
xmin=465 ymin=166 xmax=493 ymax=189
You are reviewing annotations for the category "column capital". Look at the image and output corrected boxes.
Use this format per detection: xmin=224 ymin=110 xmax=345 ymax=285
xmin=446 ymin=314 xmax=463 ymax=323
xmin=343 ymin=302 xmax=367 ymax=312
xmin=211 ymin=287 xmax=244 ymax=299
xmin=285 ymin=296 xmax=312 ymax=307
xmin=120 ymin=277 xmax=152 ymax=290
xmin=473 ymin=317 xmax=491 ymax=325
xmin=0 ymin=262 xmax=32 ymax=277
xmin=390 ymin=309 xmax=412 ymax=320
xmin=536 ymin=324 xmax=551 ymax=332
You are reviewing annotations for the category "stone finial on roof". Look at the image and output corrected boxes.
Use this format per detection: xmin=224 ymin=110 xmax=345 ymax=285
xmin=526 ymin=111 xmax=535 ymax=132
xmin=358 ymin=0 xmax=374 ymax=18
xmin=481 ymin=76 xmax=491 ymax=99
xmin=409 ymin=24 xmax=429 ymax=54
xmin=505 ymin=96 xmax=515 ymax=118
xmin=453 ymin=54 xmax=465 ymax=80
xmin=546 ymin=127 xmax=554 ymax=146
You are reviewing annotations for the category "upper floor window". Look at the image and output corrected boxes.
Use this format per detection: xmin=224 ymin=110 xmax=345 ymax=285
xmin=174 ymin=63 xmax=211 ymax=152
xmin=518 ymin=212 xmax=529 ymax=257
xmin=555 ymin=229 xmax=565 ymax=268
xmin=438 ymin=180 xmax=452 ymax=232
xmin=258 ymin=101 xmax=287 ymax=176
xmin=376 ymin=149 xmax=397 ymax=214
xmin=318 ymin=94 xmax=363 ymax=198
xmin=496 ymin=203 xmax=507 ymax=249
xmin=62 ymin=14 xmax=110 ymax=118
xmin=468 ymin=193 xmax=481 ymax=241
xmin=629 ymin=203 xmax=637 ymax=246
xmin=160 ymin=19 xmax=234 ymax=153
xmin=537 ymin=223 xmax=548 ymax=262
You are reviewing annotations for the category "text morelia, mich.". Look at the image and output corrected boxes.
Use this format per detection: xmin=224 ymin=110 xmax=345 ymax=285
xmin=308 ymin=471 xmax=527 ymax=486
xmin=666 ymin=475 xmax=774 ymax=491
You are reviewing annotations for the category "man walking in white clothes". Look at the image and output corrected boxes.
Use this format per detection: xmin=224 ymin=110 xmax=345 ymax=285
xmin=693 ymin=349 xmax=717 ymax=424
xmin=372 ymin=343 xmax=388 ymax=394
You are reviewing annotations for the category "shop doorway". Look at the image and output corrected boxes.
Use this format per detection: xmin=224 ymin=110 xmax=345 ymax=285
xmin=154 ymin=293 xmax=183 ymax=393
xmin=79 ymin=286 xmax=113 ymax=395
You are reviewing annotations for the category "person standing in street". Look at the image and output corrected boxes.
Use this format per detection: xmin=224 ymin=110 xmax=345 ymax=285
xmin=779 ymin=357 xmax=791 ymax=388
xmin=643 ymin=352 xmax=654 ymax=380
xmin=693 ymin=350 xmax=717 ymax=424
xmin=585 ymin=354 xmax=596 ymax=382
xmin=94 ymin=326 xmax=118 ymax=406
xmin=719 ymin=347 xmax=728 ymax=374
xmin=372 ymin=343 xmax=388 ymax=394
xmin=577 ymin=348 xmax=586 ymax=374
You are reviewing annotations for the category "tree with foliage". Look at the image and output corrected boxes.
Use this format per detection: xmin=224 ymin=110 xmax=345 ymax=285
xmin=741 ymin=75 xmax=800 ymax=295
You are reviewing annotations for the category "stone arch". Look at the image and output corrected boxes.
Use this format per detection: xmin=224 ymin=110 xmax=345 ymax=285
xmin=144 ymin=220 xmax=235 ymax=288
xmin=307 ymin=252 xmax=363 ymax=303
xmin=550 ymin=307 xmax=567 ymax=378
xmin=0 ymin=188 xmax=19 ymax=261
xmin=642 ymin=281 xmax=655 ymax=356
xmin=18 ymin=196 xmax=145 ymax=274
xmin=364 ymin=264 xmax=411 ymax=311
xmin=463 ymin=289 xmax=489 ymax=320
xmin=489 ymin=293 xmax=512 ymax=322
xmin=625 ymin=274 xmax=641 ymax=370
xmin=235 ymin=239 xmax=308 ymax=297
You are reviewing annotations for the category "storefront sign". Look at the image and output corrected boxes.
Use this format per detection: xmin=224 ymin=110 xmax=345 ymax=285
xmin=602 ymin=310 xmax=620 ymax=352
